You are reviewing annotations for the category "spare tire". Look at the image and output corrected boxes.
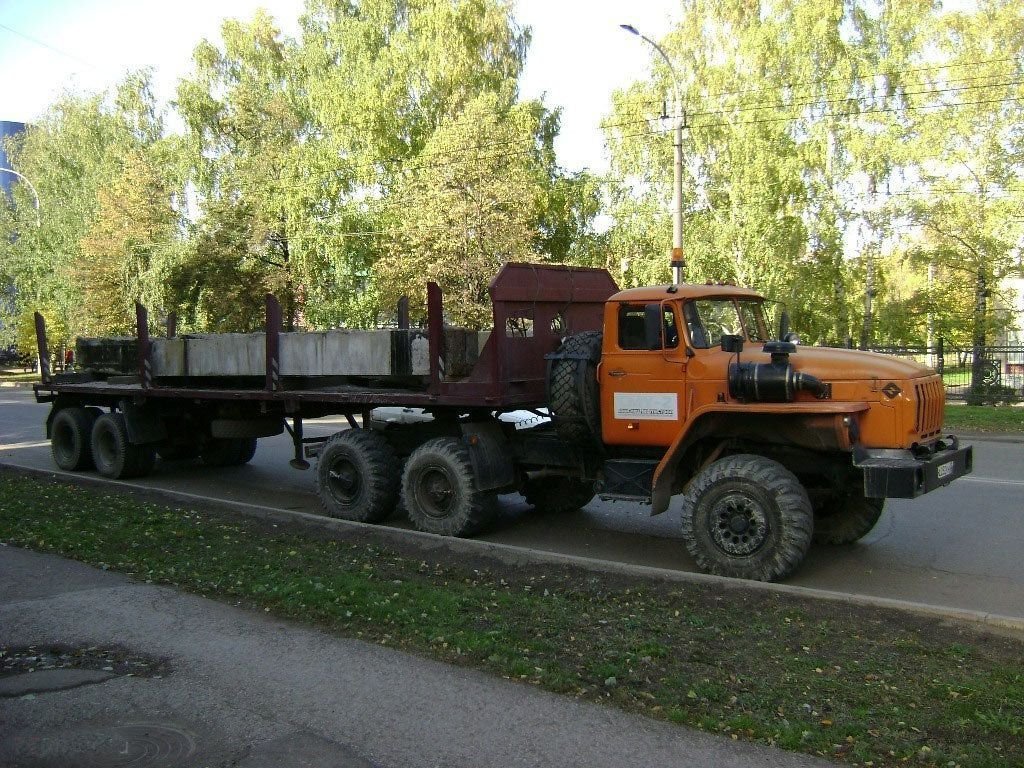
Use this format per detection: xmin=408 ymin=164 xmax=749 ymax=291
xmin=548 ymin=331 xmax=603 ymax=448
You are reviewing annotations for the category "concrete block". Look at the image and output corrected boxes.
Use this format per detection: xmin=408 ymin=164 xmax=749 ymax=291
xmin=186 ymin=334 xmax=265 ymax=377
xmin=151 ymin=338 xmax=185 ymax=377
xmin=76 ymin=337 xmax=136 ymax=374
xmin=138 ymin=328 xmax=481 ymax=380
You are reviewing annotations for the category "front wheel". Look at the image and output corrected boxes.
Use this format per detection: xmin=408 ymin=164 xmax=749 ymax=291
xmin=680 ymin=454 xmax=813 ymax=582
xmin=402 ymin=437 xmax=496 ymax=536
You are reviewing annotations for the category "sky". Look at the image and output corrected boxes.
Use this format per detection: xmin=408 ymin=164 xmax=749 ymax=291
xmin=0 ymin=0 xmax=679 ymax=173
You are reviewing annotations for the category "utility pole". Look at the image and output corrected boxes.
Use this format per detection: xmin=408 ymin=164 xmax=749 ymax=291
xmin=620 ymin=24 xmax=686 ymax=284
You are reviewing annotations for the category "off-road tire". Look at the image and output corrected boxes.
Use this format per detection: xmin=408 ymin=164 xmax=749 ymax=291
xmin=813 ymin=473 xmax=885 ymax=545
xmin=201 ymin=437 xmax=257 ymax=467
xmin=91 ymin=412 xmax=157 ymax=479
xmin=522 ymin=476 xmax=595 ymax=514
xmin=316 ymin=429 xmax=401 ymax=523
xmin=549 ymin=331 xmax=603 ymax=448
xmin=51 ymin=407 xmax=99 ymax=471
xmin=402 ymin=437 xmax=497 ymax=536
xmin=158 ymin=443 xmax=200 ymax=462
xmin=236 ymin=437 xmax=258 ymax=464
xmin=680 ymin=454 xmax=813 ymax=582
xmin=210 ymin=417 xmax=283 ymax=439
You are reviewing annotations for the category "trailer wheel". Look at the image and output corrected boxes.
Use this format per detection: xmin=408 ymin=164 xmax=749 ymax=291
xmin=91 ymin=412 xmax=157 ymax=479
xmin=813 ymin=473 xmax=885 ymax=545
xmin=51 ymin=407 xmax=99 ymax=471
xmin=522 ymin=476 xmax=595 ymax=514
xmin=236 ymin=437 xmax=258 ymax=464
xmin=402 ymin=437 xmax=496 ymax=536
xmin=316 ymin=430 xmax=400 ymax=523
xmin=680 ymin=454 xmax=813 ymax=582
xmin=201 ymin=438 xmax=256 ymax=467
xmin=211 ymin=418 xmax=282 ymax=439
xmin=549 ymin=331 xmax=603 ymax=448
xmin=158 ymin=443 xmax=200 ymax=462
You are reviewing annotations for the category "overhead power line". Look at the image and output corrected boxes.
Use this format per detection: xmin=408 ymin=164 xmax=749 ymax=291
xmin=628 ymin=54 xmax=1021 ymax=108
xmin=0 ymin=21 xmax=94 ymax=68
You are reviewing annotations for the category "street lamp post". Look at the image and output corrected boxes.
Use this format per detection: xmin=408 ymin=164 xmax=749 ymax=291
xmin=0 ymin=167 xmax=41 ymax=227
xmin=620 ymin=24 xmax=686 ymax=284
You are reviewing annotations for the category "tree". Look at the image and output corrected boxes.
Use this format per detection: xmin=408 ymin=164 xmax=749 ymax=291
xmin=0 ymin=73 xmax=173 ymax=345
xmin=176 ymin=10 xmax=310 ymax=329
xmin=164 ymin=200 xmax=270 ymax=332
xmin=375 ymin=92 xmax=548 ymax=327
xmin=898 ymin=0 xmax=1024 ymax=389
xmin=77 ymin=148 xmax=179 ymax=335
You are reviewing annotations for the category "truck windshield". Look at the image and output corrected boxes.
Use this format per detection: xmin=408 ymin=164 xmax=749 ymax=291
xmin=684 ymin=299 xmax=769 ymax=348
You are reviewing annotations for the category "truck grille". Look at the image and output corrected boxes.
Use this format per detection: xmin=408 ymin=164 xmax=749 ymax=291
xmin=914 ymin=379 xmax=944 ymax=437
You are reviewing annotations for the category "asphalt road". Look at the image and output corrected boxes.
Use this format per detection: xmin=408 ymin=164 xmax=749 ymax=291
xmin=3 ymin=387 xmax=1022 ymax=619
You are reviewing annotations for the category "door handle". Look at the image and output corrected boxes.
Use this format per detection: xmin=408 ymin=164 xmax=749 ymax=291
xmin=609 ymin=369 xmax=627 ymax=377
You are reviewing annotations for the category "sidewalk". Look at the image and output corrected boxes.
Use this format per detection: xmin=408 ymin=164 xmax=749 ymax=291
xmin=0 ymin=545 xmax=832 ymax=768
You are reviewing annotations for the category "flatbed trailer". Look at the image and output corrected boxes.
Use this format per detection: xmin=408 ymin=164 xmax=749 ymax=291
xmin=31 ymin=261 xmax=972 ymax=582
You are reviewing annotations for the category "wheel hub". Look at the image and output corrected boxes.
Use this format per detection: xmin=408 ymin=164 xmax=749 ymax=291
xmin=327 ymin=459 xmax=361 ymax=503
xmin=710 ymin=493 xmax=769 ymax=556
xmin=419 ymin=469 xmax=455 ymax=518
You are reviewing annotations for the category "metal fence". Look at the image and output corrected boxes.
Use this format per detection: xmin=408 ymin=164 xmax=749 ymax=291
xmin=818 ymin=340 xmax=1024 ymax=401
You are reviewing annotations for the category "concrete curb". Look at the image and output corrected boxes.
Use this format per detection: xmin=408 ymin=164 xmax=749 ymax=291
xmin=956 ymin=431 xmax=1024 ymax=444
xmin=0 ymin=381 xmax=37 ymax=389
xmin=3 ymin=460 xmax=1023 ymax=639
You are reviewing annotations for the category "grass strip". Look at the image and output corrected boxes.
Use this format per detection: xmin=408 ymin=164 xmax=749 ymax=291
xmin=1 ymin=472 xmax=1021 ymax=768
xmin=0 ymin=370 xmax=39 ymax=384
xmin=944 ymin=404 xmax=1024 ymax=434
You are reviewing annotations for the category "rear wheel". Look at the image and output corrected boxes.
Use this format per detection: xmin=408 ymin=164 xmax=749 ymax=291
xmin=522 ymin=476 xmax=595 ymax=514
xmin=51 ymin=407 xmax=99 ymax=471
xmin=402 ymin=437 xmax=496 ymax=536
xmin=316 ymin=429 xmax=400 ymax=523
xmin=813 ymin=472 xmax=884 ymax=544
xmin=681 ymin=454 xmax=813 ymax=582
xmin=91 ymin=412 xmax=156 ymax=479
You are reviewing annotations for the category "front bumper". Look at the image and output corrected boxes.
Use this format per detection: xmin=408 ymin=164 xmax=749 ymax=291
xmin=853 ymin=436 xmax=973 ymax=499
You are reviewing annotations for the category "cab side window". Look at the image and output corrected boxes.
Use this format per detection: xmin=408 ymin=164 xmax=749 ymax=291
xmin=617 ymin=304 xmax=648 ymax=349
xmin=618 ymin=303 xmax=680 ymax=350
xmin=683 ymin=303 xmax=709 ymax=348
xmin=663 ymin=307 xmax=679 ymax=349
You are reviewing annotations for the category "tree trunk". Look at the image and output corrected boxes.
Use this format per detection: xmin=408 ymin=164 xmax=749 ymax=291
xmin=970 ymin=269 xmax=987 ymax=393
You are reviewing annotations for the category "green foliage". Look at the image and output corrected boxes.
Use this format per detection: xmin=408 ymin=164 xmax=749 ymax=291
xmin=376 ymin=92 xmax=546 ymax=327
xmin=4 ymin=0 xmax=1023 ymax=348
xmin=604 ymin=0 xmax=1024 ymax=349
xmin=2 ymin=473 xmax=1023 ymax=768
xmin=0 ymin=74 xmax=176 ymax=342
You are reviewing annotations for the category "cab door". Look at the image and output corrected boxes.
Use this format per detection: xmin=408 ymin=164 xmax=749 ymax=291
xmin=600 ymin=300 xmax=688 ymax=447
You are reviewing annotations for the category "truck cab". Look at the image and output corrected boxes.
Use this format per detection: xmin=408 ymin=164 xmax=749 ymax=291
xmin=547 ymin=281 xmax=972 ymax=581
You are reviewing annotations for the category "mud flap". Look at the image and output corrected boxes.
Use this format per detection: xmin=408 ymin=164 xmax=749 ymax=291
xmin=460 ymin=421 xmax=515 ymax=492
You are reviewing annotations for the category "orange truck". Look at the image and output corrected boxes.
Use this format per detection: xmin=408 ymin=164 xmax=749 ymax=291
xmin=34 ymin=263 xmax=972 ymax=581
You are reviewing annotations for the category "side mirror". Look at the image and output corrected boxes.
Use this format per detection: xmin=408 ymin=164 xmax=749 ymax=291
xmin=721 ymin=334 xmax=744 ymax=354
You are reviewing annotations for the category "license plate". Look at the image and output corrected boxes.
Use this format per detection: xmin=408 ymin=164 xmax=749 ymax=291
xmin=937 ymin=460 xmax=954 ymax=479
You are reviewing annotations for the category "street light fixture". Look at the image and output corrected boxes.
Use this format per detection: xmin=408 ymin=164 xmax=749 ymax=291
xmin=0 ymin=167 xmax=41 ymax=227
xmin=620 ymin=23 xmax=686 ymax=284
